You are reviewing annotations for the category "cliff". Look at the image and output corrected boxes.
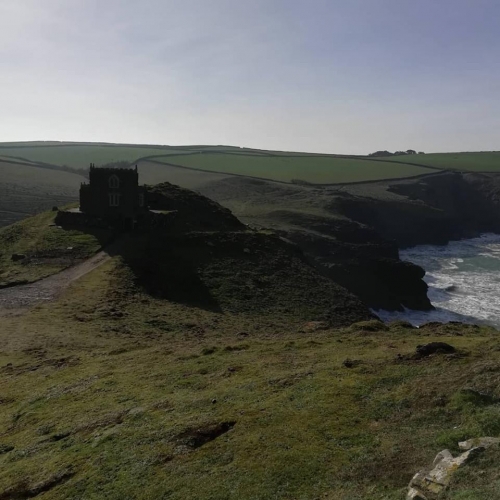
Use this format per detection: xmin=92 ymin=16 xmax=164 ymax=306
xmin=337 ymin=172 xmax=500 ymax=248
xmin=198 ymin=172 xmax=500 ymax=313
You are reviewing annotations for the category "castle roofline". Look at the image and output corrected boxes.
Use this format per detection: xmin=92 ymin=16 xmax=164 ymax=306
xmin=89 ymin=163 xmax=138 ymax=172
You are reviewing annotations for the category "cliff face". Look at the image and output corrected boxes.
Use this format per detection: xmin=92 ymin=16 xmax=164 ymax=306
xmin=198 ymin=177 xmax=434 ymax=312
xmin=273 ymin=214 xmax=432 ymax=311
xmin=198 ymin=172 xmax=500 ymax=314
xmin=337 ymin=172 xmax=500 ymax=248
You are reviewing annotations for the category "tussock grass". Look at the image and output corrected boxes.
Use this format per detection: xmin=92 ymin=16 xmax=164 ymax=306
xmin=1 ymin=258 xmax=499 ymax=499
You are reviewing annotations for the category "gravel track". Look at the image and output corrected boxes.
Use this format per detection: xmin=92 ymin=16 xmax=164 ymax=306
xmin=0 ymin=250 xmax=111 ymax=315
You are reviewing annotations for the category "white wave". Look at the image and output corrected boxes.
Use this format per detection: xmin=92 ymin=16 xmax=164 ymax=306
xmin=378 ymin=233 xmax=500 ymax=328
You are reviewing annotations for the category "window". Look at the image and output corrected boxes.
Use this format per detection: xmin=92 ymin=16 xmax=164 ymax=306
xmin=108 ymin=175 xmax=120 ymax=188
xmin=109 ymin=193 xmax=120 ymax=207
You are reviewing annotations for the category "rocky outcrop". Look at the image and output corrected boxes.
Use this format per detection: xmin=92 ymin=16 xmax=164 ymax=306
xmin=275 ymin=215 xmax=432 ymax=311
xmin=458 ymin=436 xmax=500 ymax=451
xmin=199 ymin=177 xmax=434 ymax=312
xmin=407 ymin=437 xmax=500 ymax=499
xmin=196 ymin=172 xmax=500 ymax=314
xmin=146 ymin=182 xmax=244 ymax=232
xmin=117 ymin=203 xmax=373 ymax=326
xmin=337 ymin=172 xmax=500 ymax=248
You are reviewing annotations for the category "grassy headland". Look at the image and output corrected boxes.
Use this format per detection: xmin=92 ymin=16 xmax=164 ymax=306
xmin=1 ymin=257 xmax=499 ymax=499
xmin=0 ymin=180 xmax=499 ymax=498
xmin=0 ymin=210 xmax=113 ymax=287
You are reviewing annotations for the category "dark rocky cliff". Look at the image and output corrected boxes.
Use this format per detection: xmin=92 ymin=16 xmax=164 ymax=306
xmin=273 ymin=214 xmax=431 ymax=311
xmin=337 ymin=172 xmax=500 ymax=248
xmin=198 ymin=172 xmax=500 ymax=313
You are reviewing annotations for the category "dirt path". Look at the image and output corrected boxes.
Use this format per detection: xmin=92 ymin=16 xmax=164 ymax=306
xmin=0 ymin=250 xmax=111 ymax=314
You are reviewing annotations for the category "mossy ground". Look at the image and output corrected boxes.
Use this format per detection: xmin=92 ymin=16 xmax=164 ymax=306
xmin=0 ymin=210 xmax=113 ymax=287
xmin=1 ymin=258 xmax=499 ymax=499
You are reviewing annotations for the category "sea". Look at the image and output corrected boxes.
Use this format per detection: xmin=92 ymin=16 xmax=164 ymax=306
xmin=375 ymin=233 xmax=500 ymax=329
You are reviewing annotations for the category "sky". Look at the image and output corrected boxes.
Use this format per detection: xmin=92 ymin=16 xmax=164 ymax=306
xmin=1 ymin=0 xmax=499 ymax=154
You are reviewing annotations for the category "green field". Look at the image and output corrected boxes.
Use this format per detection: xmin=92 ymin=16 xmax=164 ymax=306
xmin=2 ymin=142 xmax=500 ymax=183
xmin=0 ymin=142 xmax=443 ymax=189
xmin=0 ymin=210 xmax=111 ymax=287
xmin=377 ymin=152 xmax=500 ymax=172
xmin=149 ymin=153 xmax=435 ymax=184
xmin=0 ymin=162 xmax=83 ymax=227
xmin=0 ymin=144 xmax=191 ymax=170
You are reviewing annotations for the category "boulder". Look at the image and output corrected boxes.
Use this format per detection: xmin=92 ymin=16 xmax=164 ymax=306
xmin=416 ymin=342 xmax=456 ymax=358
xmin=458 ymin=436 xmax=500 ymax=451
xmin=408 ymin=446 xmax=484 ymax=498
xmin=407 ymin=487 xmax=428 ymax=499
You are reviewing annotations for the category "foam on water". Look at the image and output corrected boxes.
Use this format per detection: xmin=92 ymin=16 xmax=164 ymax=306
xmin=374 ymin=233 xmax=500 ymax=328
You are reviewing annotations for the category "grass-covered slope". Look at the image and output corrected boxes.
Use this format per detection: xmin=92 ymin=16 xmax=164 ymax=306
xmin=0 ymin=211 xmax=113 ymax=287
xmin=1 ymin=261 xmax=499 ymax=499
xmin=0 ymin=142 xmax=438 ymax=186
xmin=0 ymin=180 xmax=371 ymax=324
xmin=147 ymin=153 xmax=435 ymax=184
xmin=0 ymin=143 xmax=187 ymax=170
xmin=0 ymin=162 xmax=83 ymax=227
xmin=376 ymin=151 xmax=500 ymax=172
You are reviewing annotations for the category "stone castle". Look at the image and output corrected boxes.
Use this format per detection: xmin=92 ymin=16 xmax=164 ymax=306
xmin=79 ymin=164 xmax=148 ymax=228
xmin=56 ymin=164 xmax=171 ymax=229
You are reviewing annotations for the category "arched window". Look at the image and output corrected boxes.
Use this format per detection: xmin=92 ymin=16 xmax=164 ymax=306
xmin=108 ymin=175 xmax=120 ymax=188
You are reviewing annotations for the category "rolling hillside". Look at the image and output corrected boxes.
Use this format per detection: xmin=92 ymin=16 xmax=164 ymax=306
xmin=2 ymin=141 xmax=499 ymax=228
xmin=373 ymin=151 xmax=500 ymax=172
xmin=1 ymin=142 xmax=439 ymax=185
xmin=0 ymin=162 xmax=83 ymax=227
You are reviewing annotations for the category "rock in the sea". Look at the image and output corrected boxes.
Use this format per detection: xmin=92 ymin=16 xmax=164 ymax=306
xmin=458 ymin=436 xmax=500 ymax=451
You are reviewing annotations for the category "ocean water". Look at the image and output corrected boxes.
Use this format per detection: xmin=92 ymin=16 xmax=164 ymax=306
xmin=375 ymin=233 xmax=500 ymax=328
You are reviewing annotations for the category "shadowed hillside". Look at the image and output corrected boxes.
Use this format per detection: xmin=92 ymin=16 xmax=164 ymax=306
xmin=0 ymin=182 xmax=372 ymax=326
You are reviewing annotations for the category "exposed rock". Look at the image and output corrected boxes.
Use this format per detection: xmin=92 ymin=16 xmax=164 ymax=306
xmin=344 ymin=172 xmax=500 ymax=248
xmin=199 ymin=175 xmax=438 ymax=312
xmin=408 ymin=446 xmax=484 ymax=498
xmin=0 ymin=444 xmax=14 ymax=455
xmin=0 ymin=468 xmax=74 ymax=499
xmin=416 ymin=342 xmax=456 ymax=358
xmin=280 ymin=223 xmax=432 ymax=312
xmin=407 ymin=487 xmax=428 ymax=499
xmin=458 ymin=436 xmax=500 ymax=451
xmin=175 ymin=421 xmax=235 ymax=449
xmin=343 ymin=358 xmax=362 ymax=368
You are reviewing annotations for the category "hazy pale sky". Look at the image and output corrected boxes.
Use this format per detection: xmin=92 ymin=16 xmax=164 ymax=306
xmin=1 ymin=0 xmax=499 ymax=154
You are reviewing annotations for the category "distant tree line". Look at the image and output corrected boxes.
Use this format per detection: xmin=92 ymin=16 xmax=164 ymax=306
xmin=368 ymin=150 xmax=425 ymax=157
